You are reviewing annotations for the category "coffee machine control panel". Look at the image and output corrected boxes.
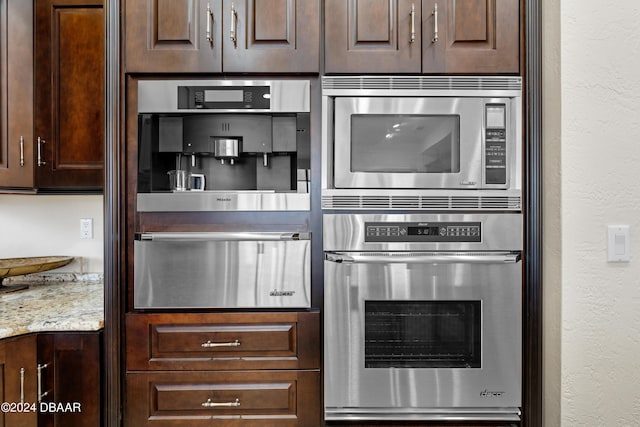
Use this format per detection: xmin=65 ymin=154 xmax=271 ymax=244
xmin=178 ymin=86 xmax=271 ymax=110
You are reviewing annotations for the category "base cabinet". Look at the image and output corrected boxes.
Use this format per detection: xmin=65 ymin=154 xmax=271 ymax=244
xmin=0 ymin=332 xmax=102 ymax=427
xmin=124 ymin=311 xmax=321 ymax=427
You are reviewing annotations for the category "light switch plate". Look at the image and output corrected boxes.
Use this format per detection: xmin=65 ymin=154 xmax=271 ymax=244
xmin=607 ymin=225 xmax=630 ymax=262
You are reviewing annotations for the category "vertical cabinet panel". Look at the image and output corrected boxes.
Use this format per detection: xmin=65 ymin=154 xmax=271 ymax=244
xmin=35 ymin=0 xmax=104 ymax=190
xmin=422 ymin=0 xmax=520 ymax=73
xmin=0 ymin=0 xmax=34 ymax=190
xmin=324 ymin=0 xmax=421 ymax=73
xmin=0 ymin=335 xmax=38 ymax=427
xmin=222 ymin=0 xmax=319 ymax=73
xmin=125 ymin=0 xmax=222 ymax=72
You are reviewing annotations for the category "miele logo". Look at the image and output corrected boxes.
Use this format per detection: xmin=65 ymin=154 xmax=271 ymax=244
xmin=216 ymin=197 xmax=232 ymax=202
xmin=460 ymin=180 xmax=477 ymax=186
xmin=270 ymin=289 xmax=296 ymax=297
xmin=480 ymin=389 xmax=505 ymax=398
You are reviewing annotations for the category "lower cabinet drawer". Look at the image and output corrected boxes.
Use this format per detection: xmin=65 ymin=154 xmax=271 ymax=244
xmin=125 ymin=370 xmax=321 ymax=427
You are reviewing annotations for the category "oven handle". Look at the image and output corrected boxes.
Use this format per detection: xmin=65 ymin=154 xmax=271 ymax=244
xmin=137 ymin=232 xmax=310 ymax=241
xmin=325 ymin=252 xmax=521 ymax=264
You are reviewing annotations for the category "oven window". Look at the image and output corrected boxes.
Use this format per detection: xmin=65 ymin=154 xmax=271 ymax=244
xmin=364 ymin=300 xmax=481 ymax=369
xmin=350 ymin=115 xmax=460 ymax=173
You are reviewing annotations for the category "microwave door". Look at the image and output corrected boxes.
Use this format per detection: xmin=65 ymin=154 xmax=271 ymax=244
xmin=333 ymin=97 xmax=484 ymax=189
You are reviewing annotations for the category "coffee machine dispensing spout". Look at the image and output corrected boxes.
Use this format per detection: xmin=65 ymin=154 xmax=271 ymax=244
xmin=213 ymin=138 xmax=240 ymax=165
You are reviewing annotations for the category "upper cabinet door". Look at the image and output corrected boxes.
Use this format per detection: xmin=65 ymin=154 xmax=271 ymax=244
xmin=222 ymin=0 xmax=320 ymax=73
xmin=422 ymin=0 xmax=520 ymax=73
xmin=35 ymin=0 xmax=104 ymax=191
xmin=125 ymin=0 xmax=222 ymax=73
xmin=0 ymin=0 xmax=34 ymax=190
xmin=325 ymin=0 xmax=421 ymax=73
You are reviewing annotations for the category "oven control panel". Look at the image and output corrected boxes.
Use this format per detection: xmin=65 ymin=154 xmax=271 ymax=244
xmin=364 ymin=222 xmax=481 ymax=242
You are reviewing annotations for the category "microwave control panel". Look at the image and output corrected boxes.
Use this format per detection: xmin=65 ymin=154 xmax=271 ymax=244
xmin=485 ymin=104 xmax=507 ymax=185
xmin=364 ymin=222 xmax=481 ymax=243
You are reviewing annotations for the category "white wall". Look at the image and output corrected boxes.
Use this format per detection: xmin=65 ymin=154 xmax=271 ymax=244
xmin=544 ymin=0 xmax=640 ymax=425
xmin=0 ymin=195 xmax=103 ymax=273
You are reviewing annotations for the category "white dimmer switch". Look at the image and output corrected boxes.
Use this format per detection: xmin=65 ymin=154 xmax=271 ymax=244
xmin=607 ymin=225 xmax=630 ymax=262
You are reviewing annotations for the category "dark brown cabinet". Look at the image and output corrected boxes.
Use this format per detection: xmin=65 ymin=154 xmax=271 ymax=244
xmin=0 ymin=0 xmax=35 ymax=191
xmin=34 ymin=0 xmax=104 ymax=191
xmin=0 ymin=0 xmax=104 ymax=192
xmin=125 ymin=0 xmax=320 ymax=73
xmin=0 ymin=332 xmax=101 ymax=427
xmin=324 ymin=0 xmax=520 ymax=74
xmin=124 ymin=312 xmax=321 ymax=426
xmin=124 ymin=0 xmax=320 ymax=73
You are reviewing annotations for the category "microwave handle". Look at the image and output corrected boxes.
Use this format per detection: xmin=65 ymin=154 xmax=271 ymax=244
xmin=137 ymin=232 xmax=310 ymax=242
xmin=325 ymin=252 xmax=520 ymax=264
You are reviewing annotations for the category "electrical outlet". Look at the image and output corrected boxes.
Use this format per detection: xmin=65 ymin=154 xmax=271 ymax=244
xmin=80 ymin=218 xmax=93 ymax=239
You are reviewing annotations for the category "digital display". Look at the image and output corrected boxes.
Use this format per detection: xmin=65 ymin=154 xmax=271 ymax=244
xmin=204 ymin=90 xmax=244 ymax=103
xmin=408 ymin=226 xmax=440 ymax=236
xmin=486 ymin=105 xmax=506 ymax=129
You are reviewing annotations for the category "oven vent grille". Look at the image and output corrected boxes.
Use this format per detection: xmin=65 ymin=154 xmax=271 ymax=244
xmin=322 ymin=195 xmax=521 ymax=210
xmin=322 ymin=76 xmax=522 ymax=91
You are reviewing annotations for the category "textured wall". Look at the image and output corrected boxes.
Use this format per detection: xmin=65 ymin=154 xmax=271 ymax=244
xmin=0 ymin=195 xmax=103 ymax=273
xmin=559 ymin=1 xmax=640 ymax=425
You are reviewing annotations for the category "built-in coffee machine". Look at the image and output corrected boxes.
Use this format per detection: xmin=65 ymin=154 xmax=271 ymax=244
xmin=136 ymin=79 xmax=310 ymax=211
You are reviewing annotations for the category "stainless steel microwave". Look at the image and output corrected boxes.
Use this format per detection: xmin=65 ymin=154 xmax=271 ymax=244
xmin=321 ymin=76 xmax=523 ymax=210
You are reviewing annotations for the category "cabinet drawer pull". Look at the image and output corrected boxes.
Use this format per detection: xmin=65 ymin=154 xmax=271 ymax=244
xmin=19 ymin=136 xmax=25 ymax=166
xmin=431 ymin=3 xmax=439 ymax=43
xmin=201 ymin=339 xmax=241 ymax=348
xmin=230 ymin=3 xmax=237 ymax=47
xmin=410 ymin=3 xmax=416 ymax=43
xmin=20 ymin=368 xmax=25 ymax=403
xmin=37 ymin=363 xmax=50 ymax=403
xmin=202 ymin=398 xmax=240 ymax=408
xmin=206 ymin=3 xmax=214 ymax=44
xmin=37 ymin=137 xmax=46 ymax=166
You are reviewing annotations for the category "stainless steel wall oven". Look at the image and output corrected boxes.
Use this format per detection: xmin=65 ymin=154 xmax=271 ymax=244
xmin=323 ymin=213 xmax=522 ymax=421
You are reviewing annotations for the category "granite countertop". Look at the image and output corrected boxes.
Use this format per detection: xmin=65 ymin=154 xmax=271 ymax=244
xmin=0 ymin=274 xmax=104 ymax=340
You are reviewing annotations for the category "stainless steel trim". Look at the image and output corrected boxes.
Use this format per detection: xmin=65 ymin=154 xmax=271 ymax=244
xmin=137 ymin=192 xmax=310 ymax=212
xmin=138 ymin=80 xmax=310 ymax=113
xmin=325 ymin=408 xmax=521 ymax=422
xmin=202 ymin=398 xmax=240 ymax=408
xmin=325 ymin=251 xmax=521 ymax=264
xmin=137 ymin=231 xmax=311 ymax=241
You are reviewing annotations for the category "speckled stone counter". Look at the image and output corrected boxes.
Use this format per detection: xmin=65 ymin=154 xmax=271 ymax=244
xmin=0 ymin=275 xmax=103 ymax=339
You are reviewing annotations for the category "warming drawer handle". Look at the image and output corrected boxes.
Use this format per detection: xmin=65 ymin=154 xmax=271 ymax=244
xmin=325 ymin=252 xmax=521 ymax=264
xmin=137 ymin=232 xmax=310 ymax=241
xmin=201 ymin=339 xmax=241 ymax=348
xmin=202 ymin=398 xmax=240 ymax=408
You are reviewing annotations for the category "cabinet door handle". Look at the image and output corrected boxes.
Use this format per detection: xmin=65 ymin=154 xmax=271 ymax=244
xmin=201 ymin=339 xmax=241 ymax=348
xmin=19 ymin=136 xmax=25 ymax=166
xmin=202 ymin=398 xmax=240 ymax=408
xmin=37 ymin=363 xmax=50 ymax=403
xmin=432 ymin=3 xmax=439 ymax=43
xmin=410 ymin=3 xmax=416 ymax=43
xmin=20 ymin=368 xmax=25 ymax=403
xmin=206 ymin=3 xmax=214 ymax=45
xmin=37 ymin=137 xmax=46 ymax=166
xmin=230 ymin=3 xmax=237 ymax=47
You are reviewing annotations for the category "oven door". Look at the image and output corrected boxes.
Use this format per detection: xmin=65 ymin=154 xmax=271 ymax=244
xmin=324 ymin=251 xmax=522 ymax=421
xmin=333 ymin=97 xmax=500 ymax=190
